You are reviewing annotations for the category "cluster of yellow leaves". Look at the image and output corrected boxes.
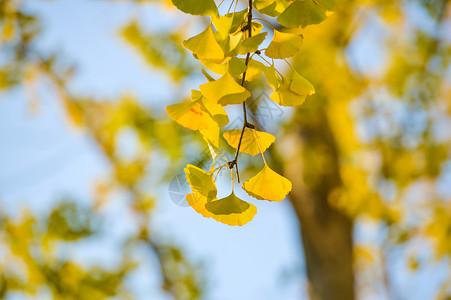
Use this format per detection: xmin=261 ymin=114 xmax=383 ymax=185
xmin=166 ymin=0 xmax=334 ymax=225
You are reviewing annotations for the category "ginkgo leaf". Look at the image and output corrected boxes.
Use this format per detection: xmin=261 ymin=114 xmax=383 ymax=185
xmin=253 ymin=0 xmax=288 ymax=17
xmin=244 ymin=59 xmax=265 ymax=82
xmin=223 ymin=128 xmax=275 ymax=156
xmin=290 ymin=71 xmax=315 ymax=97
xmin=186 ymin=192 xmax=257 ymax=226
xmin=228 ymin=57 xmax=247 ymax=75
xmin=238 ymin=32 xmax=268 ymax=55
xmin=200 ymin=72 xmax=251 ymax=106
xmin=270 ymin=71 xmax=314 ymax=106
xmin=200 ymin=127 xmax=220 ymax=148
xmin=183 ymin=25 xmax=225 ymax=62
xmin=315 ymin=0 xmax=336 ymax=12
xmin=184 ymin=164 xmax=217 ymax=200
xmin=262 ymin=65 xmax=281 ymax=90
xmin=191 ymin=89 xmax=202 ymax=100
xmin=278 ymin=0 xmax=327 ymax=28
xmin=251 ymin=21 xmax=264 ymax=35
xmin=206 ymin=192 xmax=257 ymax=226
xmin=265 ymin=30 xmax=303 ymax=59
xmin=242 ymin=165 xmax=292 ymax=201
xmin=166 ymin=100 xmax=218 ymax=130
xmin=201 ymin=97 xmax=229 ymax=126
xmin=220 ymin=32 xmax=243 ymax=57
xmin=172 ymin=0 xmax=218 ymax=16
xmin=212 ymin=14 xmax=234 ymax=39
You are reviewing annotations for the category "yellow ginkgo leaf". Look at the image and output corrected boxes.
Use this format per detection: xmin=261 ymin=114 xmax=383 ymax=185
xmin=184 ymin=164 xmax=217 ymax=200
xmin=242 ymin=166 xmax=292 ymax=201
xmin=212 ymin=14 xmax=234 ymax=39
xmin=253 ymin=0 xmax=288 ymax=17
xmin=290 ymin=70 xmax=315 ymax=97
xmin=244 ymin=59 xmax=265 ymax=82
xmin=270 ymin=71 xmax=314 ymax=106
xmin=166 ymin=100 xmax=218 ymax=130
xmin=172 ymin=0 xmax=218 ymax=17
xmin=220 ymin=32 xmax=243 ymax=57
xmin=186 ymin=192 xmax=257 ymax=226
xmin=200 ymin=126 xmax=220 ymax=148
xmin=265 ymin=29 xmax=303 ymax=59
xmin=201 ymin=97 xmax=229 ymax=126
xmin=223 ymin=128 xmax=275 ymax=156
xmin=238 ymin=32 xmax=268 ymax=55
xmin=206 ymin=192 xmax=257 ymax=226
xmin=183 ymin=24 xmax=225 ymax=62
xmin=200 ymin=72 xmax=251 ymax=106
xmin=262 ymin=65 xmax=281 ymax=90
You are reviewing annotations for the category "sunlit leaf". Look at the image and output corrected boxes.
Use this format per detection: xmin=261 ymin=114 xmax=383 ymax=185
xmin=253 ymin=0 xmax=289 ymax=17
xmin=223 ymin=128 xmax=275 ymax=156
xmin=242 ymin=166 xmax=292 ymax=201
xmin=200 ymin=96 xmax=229 ymax=126
xmin=278 ymin=0 xmax=327 ymax=28
xmin=200 ymin=72 xmax=251 ymax=105
xmin=238 ymin=32 xmax=268 ymax=55
xmin=212 ymin=14 xmax=233 ymax=39
xmin=184 ymin=164 xmax=217 ymax=200
xmin=315 ymin=0 xmax=336 ymax=12
xmin=166 ymin=100 xmax=218 ymax=130
xmin=228 ymin=57 xmax=248 ymax=75
xmin=183 ymin=25 xmax=225 ymax=62
xmin=262 ymin=65 xmax=281 ymax=90
xmin=270 ymin=71 xmax=314 ymax=106
xmin=186 ymin=192 xmax=257 ymax=226
xmin=200 ymin=127 xmax=220 ymax=148
xmin=244 ymin=59 xmax=265 ymax=82
xmin=265 ymin=30 xmax=303 ymax=59
xmin=172 ymin=0 xmax=218 ymax=17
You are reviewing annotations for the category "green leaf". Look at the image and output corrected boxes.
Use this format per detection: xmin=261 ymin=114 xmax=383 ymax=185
xmin=238 ymin=32 xmax=268 ymax=55
xmin=265 ymin=30 xmax=303 ymax=59
xmin=183 ymin=25 xmax=225 ymax=62
xmin=200 ymin=72 xmax=251 ymax=106
xmin=278 ymin=0 xmax=327 ymax=28
xmin=172 ymin=0 xmax=218 ymax=17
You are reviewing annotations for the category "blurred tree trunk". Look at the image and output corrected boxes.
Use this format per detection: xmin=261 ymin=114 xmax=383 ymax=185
xmin=284 ymin=103 xmax=354 ymax=300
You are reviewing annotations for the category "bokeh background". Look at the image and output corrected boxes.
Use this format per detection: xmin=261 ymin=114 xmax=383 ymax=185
xmin=1 ymin=0 xmax=451 ymax=299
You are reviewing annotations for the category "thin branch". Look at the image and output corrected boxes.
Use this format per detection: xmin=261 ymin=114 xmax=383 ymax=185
xmin=230 ymin=0 xmax=253 ymax=183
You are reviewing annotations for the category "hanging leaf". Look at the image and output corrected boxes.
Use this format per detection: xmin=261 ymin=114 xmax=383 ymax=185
xmin=183 ymin=24 xmax=225 ymax=62
xmin=314 ymin=0 xmax=336 ymax=12
xmin=212 ymin=14 xmax=234 ymax=39
xmin=223 ymin=128 xmax=275 ymax=156
xmin=166 ymin=100 xmax=218 ymax=130
xmin=270 ymin=71 xmax=314 ymax=106
xmin=265 ymin=30 xmax=303 ymax=59
xmin=172 ymin=0 xmax=218 ymax=17
xmin=242 ymin=166 xmax=292 ymax=201
xmin=228 ymin=57 xmax=248 ymax=75
xmin=244 ymin=59 xmax=265 ymax=82
xmin=200 ymin=72 xmax=251 ymax=106
xmin=262 ymin=64 xmax=281 ymax=90
xmin=184 ymin=164 xmax=217 ymax=200
xmin=278 ymin=0 xmax=327 ymax=28
xmin=186 ymin=192 xmax=257 ymax=226
xmin=200 ymin=127 xmax=220 ymax=148
xmin=220 ymin=32 xmax=243 ymax=57
xmin=201 ymin=96 xmax=229 ymax=127
xmin=253 ymin=0 xmax=289 ymax=17
xmin=238 ymin=32 xmax=268 ymax=55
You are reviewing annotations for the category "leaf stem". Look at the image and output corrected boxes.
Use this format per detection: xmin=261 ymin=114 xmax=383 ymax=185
xmin=229 ymin=0 xmax=253 ymax=183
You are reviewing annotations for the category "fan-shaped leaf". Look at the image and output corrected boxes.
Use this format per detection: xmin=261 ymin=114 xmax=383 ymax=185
xmin=278 ymin=0 xmax=327 ymax=28
xmin=166 ymin=100 xmax=218 ymax=130
xmin=242 ymin=166 xmax=292 ymax=201
xmin=223 ymin=128 xmax=275 ymax=156
xmin=238 ymin=32 xmax=268 ymax=55
xmin=183 ymin=25 xmax=225 ymax=62
xmin=265 ymin=30 xmax=303 ymax=59
xmin=184 ymin=164 xmax=217 ymax=200
xmin=172 ymin=0 xmax=218 ymax=16
xmin=200 ymin=72 xmax=251 ymax=106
